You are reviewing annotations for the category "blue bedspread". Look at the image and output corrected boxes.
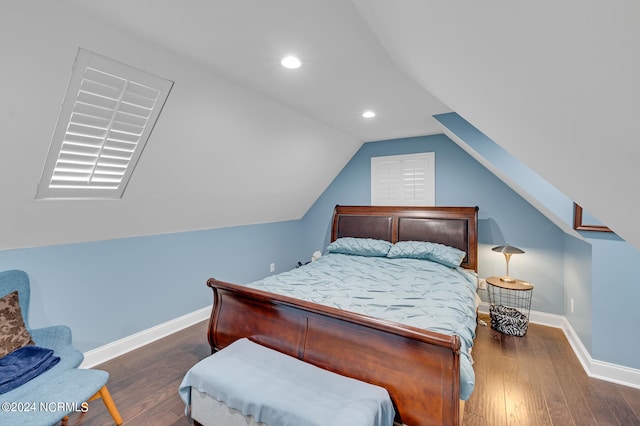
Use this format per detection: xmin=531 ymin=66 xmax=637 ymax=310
xmin=247 ymin=253 xmax=478 ymax=400
xmin=0 ymin=346 xmax=60 ymax=394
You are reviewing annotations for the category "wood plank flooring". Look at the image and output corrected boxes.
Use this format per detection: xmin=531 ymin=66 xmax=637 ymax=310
xmin=65 ymin=315 xmax=640 ymax=425
xmin=65 ymin=321 xmax=211 ymax=426
xmin=464 ymin=315 xmax=640 ymax=425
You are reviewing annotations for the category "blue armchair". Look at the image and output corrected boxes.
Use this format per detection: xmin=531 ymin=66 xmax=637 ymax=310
xmin=0 ymin=270 xmax=83 ymax=371
xmin=0 ymin=270 xmax=122 ymax=425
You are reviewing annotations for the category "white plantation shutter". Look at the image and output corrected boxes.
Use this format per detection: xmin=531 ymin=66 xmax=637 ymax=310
xmin=36 ymin=48 xmax=173 ymax=199
xmin=371 ymin=153 xmax=435 ymax=206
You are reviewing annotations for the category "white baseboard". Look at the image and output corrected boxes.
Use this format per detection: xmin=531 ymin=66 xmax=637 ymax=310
xmin=479 ymin=302 xmax=640 ymax=391
xmin=80 ymin=306 xmax=211 ymax=368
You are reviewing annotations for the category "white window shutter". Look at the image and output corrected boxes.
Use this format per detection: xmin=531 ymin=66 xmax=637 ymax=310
xmin=36 ymin=48 xmax=173 ymax=199
xmin=371 ymin=153 xmax=435 ymax=206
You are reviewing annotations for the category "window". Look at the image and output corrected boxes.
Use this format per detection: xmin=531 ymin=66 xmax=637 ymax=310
xmin=36 ymin=48 xmax=173 ymax=199
xmin=371 ymin=152 xmax=435 ymax=206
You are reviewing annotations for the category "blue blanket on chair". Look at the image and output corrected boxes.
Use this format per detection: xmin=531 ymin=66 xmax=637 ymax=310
xmin=0 ymin=346 xmax=60 ymax=394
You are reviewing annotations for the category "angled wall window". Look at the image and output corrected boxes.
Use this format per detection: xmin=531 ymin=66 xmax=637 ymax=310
xmin=371 ymin=152 xmax=435 ymax=206
xmin=36 ymin=48 xmax=173 ymax=199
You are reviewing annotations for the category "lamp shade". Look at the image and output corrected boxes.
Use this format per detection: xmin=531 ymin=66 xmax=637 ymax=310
xmin=491 ymin=245 xmax=525 ymax=255
xmin=492 ymin=245 xmax=524 ymax=282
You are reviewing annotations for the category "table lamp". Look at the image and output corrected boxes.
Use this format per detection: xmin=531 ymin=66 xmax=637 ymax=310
xmin=492 ymin=245 xmax=524 ymax=283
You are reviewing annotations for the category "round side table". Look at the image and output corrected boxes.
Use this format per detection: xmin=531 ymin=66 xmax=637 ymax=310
xmin=486 ymin=276 xmax=534 ymax=336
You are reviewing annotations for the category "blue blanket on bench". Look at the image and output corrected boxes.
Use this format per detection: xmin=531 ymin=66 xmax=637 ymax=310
xmin=180 ymin=338 xmax=394 ymax=426
xmin=0 ymin=346 xmax=60 ymax=394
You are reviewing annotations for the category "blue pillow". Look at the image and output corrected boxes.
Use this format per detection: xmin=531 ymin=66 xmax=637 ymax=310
xmin=326 ymin=237 xmax=392 ymax=257
xmin=387 ymin=241 xmax=466 ymax=268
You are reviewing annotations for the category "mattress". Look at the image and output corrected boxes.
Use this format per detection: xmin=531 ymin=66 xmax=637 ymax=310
xmin=246 ymin=252 xmax=478 ymax=400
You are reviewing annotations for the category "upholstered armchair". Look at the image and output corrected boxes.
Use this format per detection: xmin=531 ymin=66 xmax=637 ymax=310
xmin=0 ymin=269 xmax=84 ymax=371
xmin=0 ymin=269 xmax=122 ymax=425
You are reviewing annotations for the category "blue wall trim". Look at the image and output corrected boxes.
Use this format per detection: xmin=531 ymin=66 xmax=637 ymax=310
xmin=434 ymin=112 xmax=574 ymax=225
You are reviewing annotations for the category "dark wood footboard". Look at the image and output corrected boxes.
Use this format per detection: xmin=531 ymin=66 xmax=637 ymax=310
xmin=207 ymin=279 xmax=462 ymax=426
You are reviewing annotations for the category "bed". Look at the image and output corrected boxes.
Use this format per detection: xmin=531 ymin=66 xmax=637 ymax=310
xmin=204 ymin=205 xmax=479 ymax=425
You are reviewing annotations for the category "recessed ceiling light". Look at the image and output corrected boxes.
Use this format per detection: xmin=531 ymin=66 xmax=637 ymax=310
xmin=362 ymin=111 xmax=376 ymax=118
xmin=281 ymin=56 xmax=302 ymax=69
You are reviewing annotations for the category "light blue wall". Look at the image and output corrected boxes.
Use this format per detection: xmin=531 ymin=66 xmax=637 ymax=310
xmin=560 ymin=228 xmax=640 ymax=370
xmin=433 ymin=112 xmax=640 ymax=371
xmin=300 ymin=134 xmax=565 ymax=315
xmin=563 ymin=234 xmax=593 ymax=352
xmin=0 ymin=221 xmax=302 ymax=352
xmin=590 ymin=237 xmax=640 ymax=368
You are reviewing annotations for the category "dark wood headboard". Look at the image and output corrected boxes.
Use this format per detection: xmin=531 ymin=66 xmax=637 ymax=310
xmin=331 ymin=205 xmax=479 ymax=272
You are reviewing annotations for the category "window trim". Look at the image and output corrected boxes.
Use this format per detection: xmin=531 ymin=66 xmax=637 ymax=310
xmin=36 ymin=48 xmax=173 ymax=200
xmin=371 ymin=152 xmax=435 ymax=206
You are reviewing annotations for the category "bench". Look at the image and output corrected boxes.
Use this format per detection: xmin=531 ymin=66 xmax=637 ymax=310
xmin=179 ymin=338 xmax=395 ymax=426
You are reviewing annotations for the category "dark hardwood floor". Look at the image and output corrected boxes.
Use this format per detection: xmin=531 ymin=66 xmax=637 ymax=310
xmin=464 ymin=315 xmax=640 ymax=426
xmin=65 ymin=315 xmax=640 ymax=426
xmin=65 ymin=321 xmax=210 ymax=426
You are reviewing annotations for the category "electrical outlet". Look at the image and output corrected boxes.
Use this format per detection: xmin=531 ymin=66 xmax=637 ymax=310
xmin=570 ymin=298 xmax=574 ymax=314
xmin=270 ymin=263 xmax=275 ymax=273
xmin=478 ymin=278 xmax=487 ymax=290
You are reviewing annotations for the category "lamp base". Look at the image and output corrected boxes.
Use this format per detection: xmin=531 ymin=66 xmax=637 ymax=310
xmin=499 ymin=276 xmax=516 ymax=283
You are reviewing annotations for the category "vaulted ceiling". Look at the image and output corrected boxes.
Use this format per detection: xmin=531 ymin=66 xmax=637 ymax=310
xmin=2 ymin=1 xmax=639 ymax=250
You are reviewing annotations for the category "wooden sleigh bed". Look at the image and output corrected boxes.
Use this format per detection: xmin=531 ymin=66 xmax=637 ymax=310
xmin=206 ymin=205 xmax=479 ymax=426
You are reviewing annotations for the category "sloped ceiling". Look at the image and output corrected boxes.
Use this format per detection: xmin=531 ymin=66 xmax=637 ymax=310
xmin=353 ymin=1 xmax=640 ymax=248
xmin=0 ymin=0 xmax=448 ymax=250
xmin=2 ymin=1 xmax=639 ymax=250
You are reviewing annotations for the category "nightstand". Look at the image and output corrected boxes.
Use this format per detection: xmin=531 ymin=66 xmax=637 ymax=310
xmin=486 ymin=276 xmax=534 ymax=336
